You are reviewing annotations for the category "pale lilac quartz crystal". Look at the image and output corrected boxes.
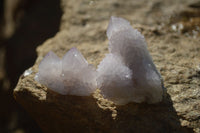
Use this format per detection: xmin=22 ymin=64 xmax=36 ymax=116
xmin=35 ymin=48 xmax=96 ymax=96
xmin=35 ymin=51 xmax=64 ymax=93
xmin=97 ymin=16 xmax=164 ymax=105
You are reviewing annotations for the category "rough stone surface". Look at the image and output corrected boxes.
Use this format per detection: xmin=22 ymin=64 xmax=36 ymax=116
xmin=14 ymin=0 xmax=200 ymax=133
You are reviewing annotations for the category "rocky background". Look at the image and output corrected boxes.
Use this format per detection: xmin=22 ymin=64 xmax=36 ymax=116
xmin=0 ymin=0 xmax=200 ymax=133
xmin=0 ymin=0 xmax=61 ymax=132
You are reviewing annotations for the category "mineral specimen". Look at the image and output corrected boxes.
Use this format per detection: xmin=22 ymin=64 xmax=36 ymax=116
xmin=97 ymin=16 xmax=164 ymax=105
xmin=35 ymin=16 xmax=164 ymax=104
xmin=35 ymin=48 xmax=97 ymax=96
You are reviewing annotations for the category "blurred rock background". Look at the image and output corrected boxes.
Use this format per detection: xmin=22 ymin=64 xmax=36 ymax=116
xmin=0 ymin=0 xmax=62 ymax=132
xmin=0 ymin=0 xmax=200 ymax=132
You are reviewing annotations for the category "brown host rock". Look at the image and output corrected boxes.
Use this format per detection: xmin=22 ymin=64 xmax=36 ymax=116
xmin=14 ymin=0 xmax=200 ymax=132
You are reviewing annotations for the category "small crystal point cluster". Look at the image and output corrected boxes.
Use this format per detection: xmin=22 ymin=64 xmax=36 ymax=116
xmin=35 ymin=16 xmax=164 ymax=104
xmin=35 ymin=47 xmax=97 ymax=96
xmin=97 ymin=16 xmax=163 ymax=105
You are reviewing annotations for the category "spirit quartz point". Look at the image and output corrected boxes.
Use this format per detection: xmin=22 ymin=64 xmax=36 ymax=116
xmin=35 ymin=16 xmax=164 ymax=104
xmin=35 ymin=51 xmax=64 ymax=94
xmin=62 ymin=47 xmax=97 ymax=96
xmin=97 ymin=16 xmax=164 ymax=105
xmin=35 ymin=48 xmax=96 ymax=96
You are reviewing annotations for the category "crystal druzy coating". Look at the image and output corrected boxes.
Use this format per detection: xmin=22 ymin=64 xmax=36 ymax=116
xmin=35 ymin=16 xmax=164 ymax=105
xmin=97 ymin=16 xmax=164 ymax=105
xmin=35 ymin=48 xmax=97 ymax=96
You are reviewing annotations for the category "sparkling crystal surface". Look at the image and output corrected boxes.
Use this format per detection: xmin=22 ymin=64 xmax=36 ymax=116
xmin=35 ymin=16 xmax=163 ymax=103
xmin=35 ymin=48 xmax=96 ymax=96
xmin=97 ymin=16 xmax=164 ymax=105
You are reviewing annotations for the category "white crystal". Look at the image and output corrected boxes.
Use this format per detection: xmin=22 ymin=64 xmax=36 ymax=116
xmin=35 ymin=51 xmax=64 ymax=94
xmin=97 ymin=16 xmax=164 ymax=105
xmin=97 ymin=54 xmax=133 ymax=104
xmin=62 ymin=48 xmax=96 ymax=96
xmin=35 ymin=48 xmax=96 ymax=96
xmin=23 ymin=68 xmax=32 ymax=76
xmin=35 ymin=16 xmax=164 ymax=104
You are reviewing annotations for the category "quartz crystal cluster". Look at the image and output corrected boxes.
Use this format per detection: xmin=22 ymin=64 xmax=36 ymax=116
xmin=97 ymin=17 xmax=164 ymax=105
xmin=35 ymin=16 xmax=164 ymax=104
xmin=35 ymin=48 xmax=97 ymax=96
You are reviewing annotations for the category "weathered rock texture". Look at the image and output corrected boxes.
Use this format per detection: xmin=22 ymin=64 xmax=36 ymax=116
xmin=14 ymin=0 xmax=200 ymax=133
